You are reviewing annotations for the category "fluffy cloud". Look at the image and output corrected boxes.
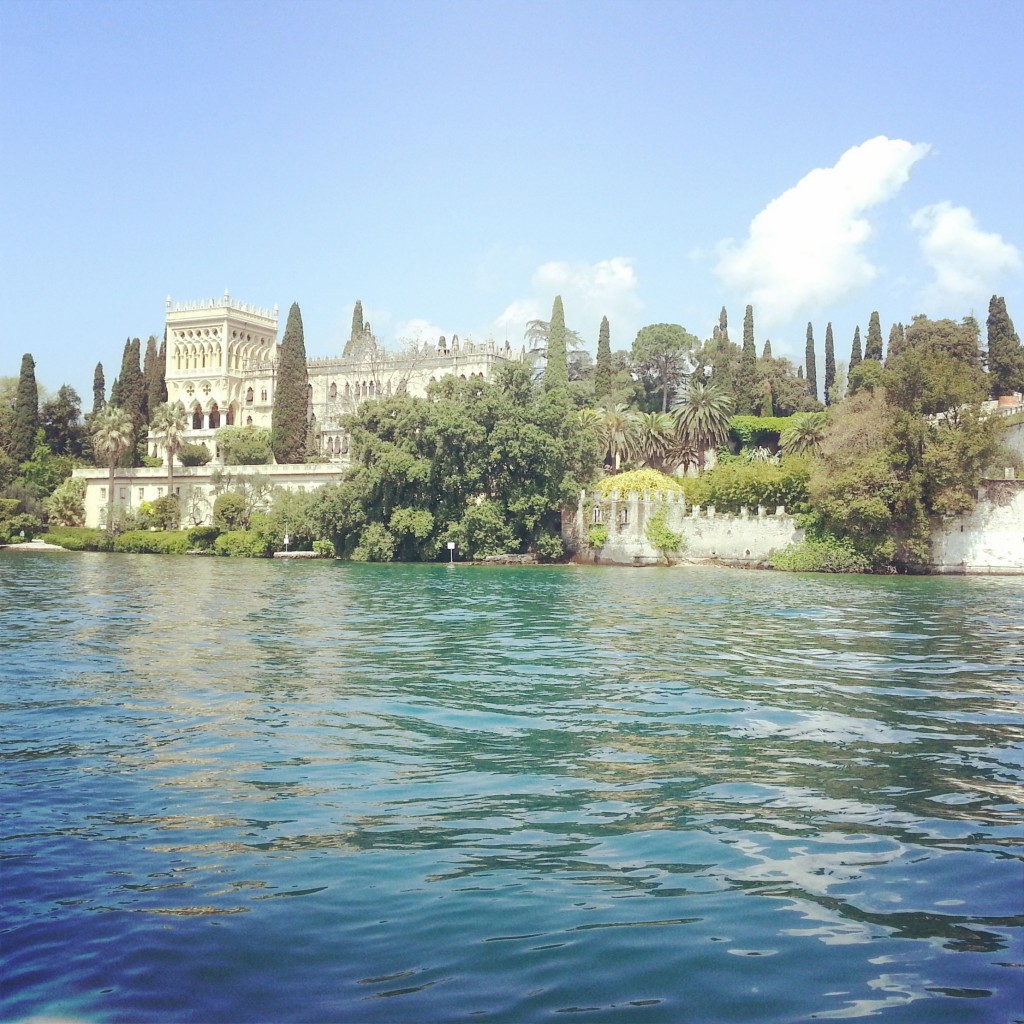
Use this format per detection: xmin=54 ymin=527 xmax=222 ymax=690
xmin=911 ymin=201 xmax=1021 ymax=311
xmin=716 ymin=136 xmax=931 ymax=328
xmin=494 ymin=257 xmax=643 ymax=349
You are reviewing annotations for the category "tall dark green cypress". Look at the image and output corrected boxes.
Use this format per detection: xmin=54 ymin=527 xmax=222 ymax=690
xmin=272 ymin=303 xmax=310 ymax=464
xmin=156 ymin=337 xmax=168 ymax=405
xmin=351 ymin=300 xmax=364 ymax=342
xmin=824 ymin=323 xmax=836 ymax=405
xmin=142 ymin=336 xmax=157 ymax=422
xmin=12 ymin=353 xmax=39 ymax=463
xmin=92 ymin=362 xmax=106 ymax=415
xmin=886 ymin=323 xmax=906 ymax=365
xmin=594 ymin=316 xmax=612 ymax=402
xmin=761 ymin=339 xmax=772 ymax=360
xmin=719 ymin=306 xmax=729 ymax=342
xmin=545 ymin=295 xmax=568 ymax=391
xmin=986 ymin=295 xmax=1024 ymax=398
xmin=805 ymin=322 xmax=818 ymax=401
xmin=735 ymin=304 xmax=758 ymax=413
xmin=114 ymin=337 xmax=145 ymax=429
xmin=850 ymin=327 xmax=862 ymax=372
xmin=865 ymin=311 xmax=883 ymax=361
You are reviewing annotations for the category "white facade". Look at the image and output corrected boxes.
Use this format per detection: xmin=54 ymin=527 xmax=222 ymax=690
xmin=930 ymin=481 xmax=1024 ymax=574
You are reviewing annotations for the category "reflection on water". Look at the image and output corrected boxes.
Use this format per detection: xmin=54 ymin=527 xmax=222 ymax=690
xmin=1 ymin=553 xmax=1022 ymax=1023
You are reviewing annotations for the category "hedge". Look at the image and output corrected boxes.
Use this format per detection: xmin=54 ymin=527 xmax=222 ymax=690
xmin=113 ymin=530 xmax=192 ymax=554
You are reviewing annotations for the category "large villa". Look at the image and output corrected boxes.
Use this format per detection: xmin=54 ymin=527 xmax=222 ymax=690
xmin=75 ymin=293 xmax=522 ymax=528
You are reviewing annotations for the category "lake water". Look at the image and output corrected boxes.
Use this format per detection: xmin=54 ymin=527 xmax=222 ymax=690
xmin=1 ymin=552 xmax=1022 ymax=1023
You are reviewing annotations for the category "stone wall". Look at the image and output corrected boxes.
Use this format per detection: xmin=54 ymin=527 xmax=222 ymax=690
xmin=564 ymin=490 xmax=803 ymax=567
xmin=930 ymin=480 xmax=1024 ymax=574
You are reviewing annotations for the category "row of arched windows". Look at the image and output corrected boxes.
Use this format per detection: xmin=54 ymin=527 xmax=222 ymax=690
xmin=324 ymin=435 xmax=350 ymax=456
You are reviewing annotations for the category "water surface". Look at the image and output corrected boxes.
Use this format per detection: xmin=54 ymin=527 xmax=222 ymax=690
xmin=2 ymin=553 xmax=1022 ymax=1022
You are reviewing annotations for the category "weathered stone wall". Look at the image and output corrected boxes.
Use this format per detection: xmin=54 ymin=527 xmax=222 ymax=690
xmin=930 ymin=481 xmax=1024 ymax=574
xmin=564 ymin=490 xmax=803 ymax=566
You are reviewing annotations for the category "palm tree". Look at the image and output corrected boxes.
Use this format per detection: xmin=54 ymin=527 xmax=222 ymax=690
xmin=601 ymin=403 xmax=640 ymax=471
xmin=780 ymin=411 xmax=828 ymax=456
xmin=635 ymin=411 xmax=675 ymax=470
xmin=91 ymin=405 xmax=135 ymax=530
xmin=150 ymin=401 xmax=189 ymax=503
xmin=672 ymin=380 xmax=733 ymax=469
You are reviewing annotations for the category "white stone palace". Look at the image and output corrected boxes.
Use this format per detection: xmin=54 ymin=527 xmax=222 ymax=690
xmin=75 ymin=292 xmax=521 ymax=527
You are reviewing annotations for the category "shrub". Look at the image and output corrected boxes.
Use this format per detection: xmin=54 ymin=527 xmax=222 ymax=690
xmin=44 ymin=526 xmax=115 ymax=551
xmin=179 ymin=442 xmax=211 ymax=467
xmin=151 ymin=494 xmax=180 ymax=529
xmin=351 ymin=523 xmax=396 ymax=562
xmin=312 ymin=539 xmax=334 ymax=558
xmin=533 ymin=529 xmax=565 ymax=562
xmin=587 ymin=523 xmax=609 ymax=548
xmin=728 ymin=415 xmax=795 ymax=451
xmin=596 ymin=468 xmax=682 ymax=497
xmin=140 ymin=455 xmax=162 ymax=468
xmin=681 ymin=456 xmax=811 ymax=514
xmin=43 ymin=477 xmax=87 ymax=527
xmin=113 ymin=530 xmax=191 ymax=554
xmin=645 ymin=506 xmax=684 ymax=564
xmin=770 ymin=535 xmax=871 ymax=573
xmin=213 ymin=492 xmax=247 ymax=530
xmin=187 ymin=525 xmax=220 ymax=550
xmin=0 ymin=498 xmax=21 ymax=519
xmin=3 ymin=513 xmax=43 ymax=542
xmin=214 ymin=529 xmax=270 ymax=557
xmin=216 ymin=426 xmax=273 ymax=466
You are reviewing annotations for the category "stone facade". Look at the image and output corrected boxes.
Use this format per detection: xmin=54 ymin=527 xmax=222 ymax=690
xmin=563 ymin=490 xmax=803 ymax=566
xmin=155 ymin=293 xmax=519 ymax=464
xmin=930 ymin=480 xmax=1024 ymax=574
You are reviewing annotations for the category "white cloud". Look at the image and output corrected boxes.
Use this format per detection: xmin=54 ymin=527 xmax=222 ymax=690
xmin=393 ymin=317 xmax=457 ymax=348
xmin=911 ymin=201 xmax=1022 ymax=311
xmin=715 ymin=136 xmax=931 ymax=328
xmin=493 ymin=257 xmax=643 ymax=349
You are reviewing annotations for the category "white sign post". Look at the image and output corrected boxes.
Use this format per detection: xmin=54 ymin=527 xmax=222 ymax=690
xmin=446 ymin=541 xmax=456 ymax=564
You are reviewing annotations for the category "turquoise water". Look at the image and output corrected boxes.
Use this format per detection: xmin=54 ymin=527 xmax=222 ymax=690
xmin=1 ymin=553 xmax=1022 ymax=1023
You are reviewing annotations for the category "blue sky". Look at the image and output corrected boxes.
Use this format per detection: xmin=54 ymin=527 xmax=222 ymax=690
xmin=2 ymin=0 xmax=1022 ymax=400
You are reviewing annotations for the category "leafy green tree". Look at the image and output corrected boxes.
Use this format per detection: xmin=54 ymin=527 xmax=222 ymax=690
xmin=986 ymin=295 xmax=1024 ymax=397
xmin=904 ymin=315 xmax=981 ymax=368
xmin=91 ymin=404 xmax=135 ymax=530
xmin=631 ymin=323 xmax=698 ymax=412
xmin=11 ymin=354 xmax=39 ymax=464
xmin=545 ymin=295 xmax=569 ymax=392
xmin=805 ymin=323 xmax=818 ymax=402
xmin=849 ymin=326 xmax=862 ymax=372
xmin=594 ymin=316 xmax=613 ymax=403
xmin=179 ymin=442 xmax=211 ymax=466
xmin=271 ymin=303 xmax=309 ymax=463
xmin=865 ymin=311 xmax=884 ymax=362
xmin=41 ymin=385 xmax=85 ymax=457
xmin=151 ymin=401 xmax=189 ymax=501
xmin=43 ymin=475 xmax=86 ymax=527
xmin=217 ymin=425 xmax=274 ymax=465
xmin=92 ymin=362 xmax=106 ymax=415
xmin=672 ymin=380 xmax=733 ymax=468
xmin=824 ymin=323 xmax=836 ymax=406
xmin=756 ymin=356 xmax=820 ymax=416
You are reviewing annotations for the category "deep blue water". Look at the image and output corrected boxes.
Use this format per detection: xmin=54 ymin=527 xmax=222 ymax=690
xmin=1 ymin=552 xmax=1022 ymax=1023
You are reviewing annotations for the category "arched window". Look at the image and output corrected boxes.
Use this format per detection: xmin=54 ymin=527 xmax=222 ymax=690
xmin=225 ymin=406 xmax=234 ymax=426
xmin=261 ymin=389 xmax=267 ymax=402
xmin=344 ymin=382 xmax=351 ymax=398
xmin=369 ymin=381 xmax=375 ymax=396
xmin=329 ymin=382 xmax=337 ymax=399
xmin=246 ymin=387 xmax=254 ymax=404
xmin=246 ymin=416 xmax=253 ymax=426
xmin=208 ymin=404 xmax=220 ymax=429
xmin=192 ymin=408 xmax=203 ymax=430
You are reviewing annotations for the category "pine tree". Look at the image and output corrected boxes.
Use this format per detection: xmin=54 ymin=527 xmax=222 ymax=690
xmin=545 ymin=295 xmax=568 ymax=391
xmin=987 ymin=295 xmax=1024 ymax=398
xmin=824 ymin=323 xmax=836 ymax=405
xmin=594 ymin=316 xmax=612 ymax=402
xmin=850 ymin=327 xmax=862 ymax=372
xmin=92 ymin=362 xmax=106 ymax=415
xmin=865 ymin=311 xmax=883 ymax=361
xmin=271 ymin=302 xmax=310 ymax=464
xmin=761 ymin=339 xmax=772 ymax=360
xmin=11 ymin=353 xmax=39 ymax=463
xmin=805 ymin=322 xmax=818 ymax=401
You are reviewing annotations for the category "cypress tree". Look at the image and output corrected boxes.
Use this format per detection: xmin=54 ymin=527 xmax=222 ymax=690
xmin=12 ymin=353 xmax=39 ymax=464
xmin=735 ymin=304 xmax=758 ymax=414
xmin=805 ymin=322 xmax=818 ymax=401
xmin=797 ymin=366 xmax=804 ymax=379
xmin=987 ymin=295 xmax=1024 ymax=398
xmin=271 ymin=302 xmax=310 ymax=464
xmin=142 ymin=336 xmax=157 ymax=422
xmin=594 ymin=316 xmax=612 ymax=402
xmin=113 ymin=338 xmax=145 ymax=428
xmin=719 ymin=306 xmax=729 ymax=342
xmin=92 ymin=362 xmax=106 ymax=415
xmin=156 ymin=337 xmax=168 ymax=405
xmin=824 ymin=323 xmax=836 ymax=405
xmin=865 ymin=311 xmax=884 ymax=361
xmin=761 ymin=339 xmax=772 ymax=360
xmin=850 ymin=327 xmax=862 ymax=372
xmin=351 ymin=300 xmax=364 ymax=343
xmin=886 ymin=322 xmax=907 ymax=365
xmin=545 ymin=295 xmax=568 ymax=391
